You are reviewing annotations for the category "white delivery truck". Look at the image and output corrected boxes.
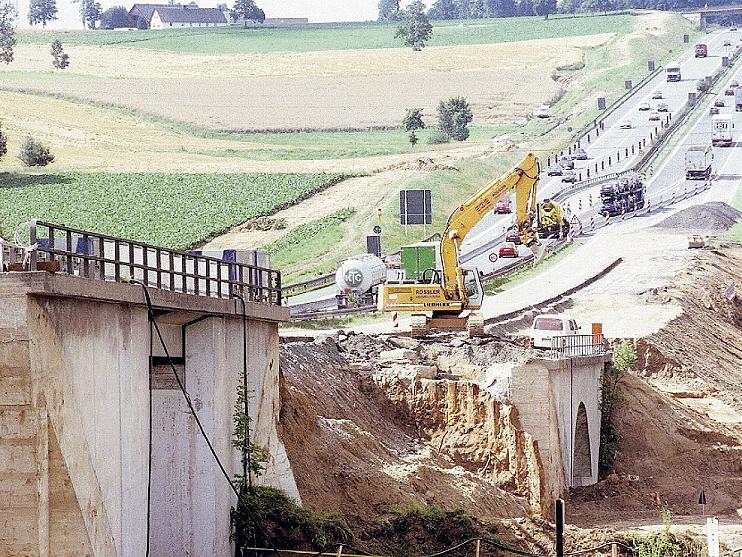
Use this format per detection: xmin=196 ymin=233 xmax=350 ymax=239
xmin=684 ymin=145 xmax=713 ymax=180
xmin=666 ymin=61 xmax=681 ymax=82
xmin=735 ymin=87 xmax=742 ymax=111
xmin=712 ymin=115 xmax=734 ymax=147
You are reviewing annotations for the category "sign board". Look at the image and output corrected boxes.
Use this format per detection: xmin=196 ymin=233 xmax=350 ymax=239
xmin=366 ymin=235 xmax=381 ymax=258
xmin=597 ymin=97 xmax=606 ymax=110
xmin=684 ymin=33 xmax=690 ymax=43
xmin=625 ymin=80 xmax=633 ymax=90
xmin=489 ymin=252 xmax=498 ymax=263
xmin=707 ymin=517 xmax=720 ymax=557
xmin=400 ymin=190 xmax=432 ymax=225
xmin=648 ymin=60 xmax=655 ymax=72
xmin=373 ymin=225 xmax=382 ymax=234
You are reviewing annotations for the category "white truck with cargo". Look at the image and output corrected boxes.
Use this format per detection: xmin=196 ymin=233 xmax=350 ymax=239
xmin=684 ymin=145 xmax=713 ymax=180
xmin=712 ymin=115 xmax=734 ymax=147
xmin=735 ymin=87 xmax=742 ymax=111
xmin=666 ymin=61 xmax=681 ymax=82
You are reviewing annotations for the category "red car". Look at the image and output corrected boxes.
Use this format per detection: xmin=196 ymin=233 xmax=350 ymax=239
xmin=495 ymin=199 xmax=512 ymax=214
xmin=505 ymin=231 xmax=522 ymax=244
xmin=498 ymin=242 xmax=519 ymax=258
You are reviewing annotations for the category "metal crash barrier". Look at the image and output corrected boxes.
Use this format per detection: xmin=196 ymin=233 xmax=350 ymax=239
xmin=546 ymin=334 xmax=608 ymax=359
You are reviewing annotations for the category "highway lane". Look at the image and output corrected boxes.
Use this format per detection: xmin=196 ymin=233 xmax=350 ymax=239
xmin=461 ymin=29 xmax=734 ymax=270
xmin=463 ymin=28 xmax=740 ymax=273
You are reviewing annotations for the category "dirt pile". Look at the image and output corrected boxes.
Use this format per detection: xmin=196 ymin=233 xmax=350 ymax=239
xmin=569 ymin=247 xmax=742 ymax=526
xmin=277 ymin=334 xmax=548 ymax=528
xmin=653 ymin=202 xmax=741 ymax=232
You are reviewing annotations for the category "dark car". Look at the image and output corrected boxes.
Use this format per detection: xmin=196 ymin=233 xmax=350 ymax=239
xmin=725 ymin=88 xmax=735 ymax=96
xmin=648 ymin=111 xmax=661 ymax=121
xmin=494 ymin=199 xmax=512 ymax=214
xmin=498 ymin=242 xmax=519 ymax=258
xmin=711 ymin=105 xmax=720 ymax=115
xmin=570 ymin=147 xmax=588 ymax=160
xmin=505 ymin=230 xmax=522 ymax=245
xmin=715 ymin=98 xmax=726 ymax=107
xmin=547 ymin=164 xmax=563 ymax=176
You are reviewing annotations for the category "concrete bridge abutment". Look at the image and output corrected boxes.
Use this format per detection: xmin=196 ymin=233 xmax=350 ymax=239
xmin=0 ymin=272 xmax=296 ymax=556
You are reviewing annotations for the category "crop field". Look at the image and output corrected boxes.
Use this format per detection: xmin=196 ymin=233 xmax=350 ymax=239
xmin=0 ymin=172 xmax=351 ymax=248
xmin=16 ymin=14 xmax=635 ymax=53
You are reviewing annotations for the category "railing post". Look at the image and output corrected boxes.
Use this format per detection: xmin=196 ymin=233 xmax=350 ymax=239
xmin=556 ymin=499 xmax=565 ymax=557
xmin=29 ymin=220 xmax=38 ymax=271
xmin=476 ymin=539 xmax=481 ymax=557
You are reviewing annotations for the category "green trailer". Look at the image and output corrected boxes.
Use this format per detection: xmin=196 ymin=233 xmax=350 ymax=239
xmin=400 ymin=242 xmax=440 ymax=281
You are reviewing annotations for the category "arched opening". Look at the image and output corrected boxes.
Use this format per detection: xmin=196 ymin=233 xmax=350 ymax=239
xmin=572 ymin=402 xmax=592 ymax=486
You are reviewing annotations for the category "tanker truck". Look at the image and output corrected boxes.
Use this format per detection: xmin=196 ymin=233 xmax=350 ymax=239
xmin=334 ymin=253 xmax=387 ymax=308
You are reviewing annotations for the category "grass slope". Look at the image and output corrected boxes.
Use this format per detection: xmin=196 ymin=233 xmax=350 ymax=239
xmin=0 ymin=172 xmax=351 ymax=249
xmin=18 ymin=13 xmax=634 ymax=53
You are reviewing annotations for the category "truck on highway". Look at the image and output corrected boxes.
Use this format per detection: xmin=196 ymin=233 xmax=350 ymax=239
xmin=600 ymin=173 xmax=645 ymax=216
xmin=334 ymin=253 xmax=387 ymax=308
xmin=684 ymin=145 xmax=714 ymax=180
xmin=666 ymin=61 xmax=681 ymax=82
xmin=694 ymin=43 xmax=708 ymax=57
xmin=735 ymin=87 xmax=742 ymax=111
xmin=712 ymin=115 xmax=734 ymax=147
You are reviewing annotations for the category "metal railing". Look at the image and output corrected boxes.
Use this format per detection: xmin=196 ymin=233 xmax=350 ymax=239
xmin=6 ymin=221 xmax=282 ymax=305
xmin=545 ymin=334 xmax=607 ymax=359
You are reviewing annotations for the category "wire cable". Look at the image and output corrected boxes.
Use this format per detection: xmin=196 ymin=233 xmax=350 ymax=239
xmin=232 ymin=293 xmax=253 ymax=490
xmin=145 ymin=319 xmax=153 ymax=557
xmin=133 ymin=281 xmax=283 ymax=557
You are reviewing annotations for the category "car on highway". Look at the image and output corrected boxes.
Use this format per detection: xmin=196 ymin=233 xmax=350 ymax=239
xmin=498 ymin=242 xmax=519 ymax=258
xmin=561 ymin=169 xmax=578 ymax=183
xmin=657 ymin=102 xmax=669 ymax=112
xmin=731 ymin=80 xmax=739 ymax=88
xmin=715 ymin=98 xmax=726 ymax=107
xmin=547 ymin=164 xmax=563 ymax=176
xmin=558 ymin=155 xmax=575 ymax=170
xmin=638 ymin=102 xmax=651 ymax=111
xmin=651 ymin=90 xmax=663 ymax=99
xmin=648 ymin=111 xmax=661 ymax=121
xmin=726 ymin=87 xmax=735 ymax=96
xmin=494 ymin=199 xmax=512 ymax=214
xmin=619 ymin=121 xmax=632 ymax=129
xmin=505 ymin=230 xmax=522 ymax=245
xmin=724 ymin=39 xmax=732 ymax=47
xmin=731 ymin=26 xmax=738 ymax=31
xmin=711 ymin=105 xmax=721 ymax=115
xmin=570 ymin=147 xmax=588 ymax=160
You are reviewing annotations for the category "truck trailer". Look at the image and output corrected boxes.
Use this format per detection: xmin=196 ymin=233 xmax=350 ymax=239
xmin=712 ymin=115 xmax=734 ymax=147
xmin=735 ymin=87 xmax=742 ymax=111
xmin=666 ymin=61 xmax=681 ymax=82
xmin=684 ymin=145 xmax=713 ymax=180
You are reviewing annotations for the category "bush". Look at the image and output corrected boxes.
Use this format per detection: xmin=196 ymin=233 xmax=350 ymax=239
xmin=50 ymin=40 xmax=69 ymax=69
xmin=428 ymin=129 xmax=450 ymax=144
xmin=0 ymin=122 xmax=7 ymax=159
xmin=437 ymin=96 xmax=473 ymax=142
xmin=19 ymin=136 xmax=54 ymax=167
xmin=99 ymin=6 xmax=132 ymax=29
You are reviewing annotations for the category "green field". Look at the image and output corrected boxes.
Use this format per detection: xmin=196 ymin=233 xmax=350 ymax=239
xmin=17 ymin=13 xmax=635 ymax=54
xmin=0 ymin=172 xmax=352 ymax=249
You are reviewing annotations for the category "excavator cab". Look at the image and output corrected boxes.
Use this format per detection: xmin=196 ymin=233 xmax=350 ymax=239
xmin=462 ymin=268 xmax=484 ymax=309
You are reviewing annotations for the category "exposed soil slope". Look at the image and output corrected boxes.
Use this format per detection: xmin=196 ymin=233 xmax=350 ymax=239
xmin=569 ymin=248 xmax=742 ymax=526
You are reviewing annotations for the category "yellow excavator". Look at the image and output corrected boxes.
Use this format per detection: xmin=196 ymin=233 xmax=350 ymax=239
xmin=378 ymin=153 xmax=544 ymax=338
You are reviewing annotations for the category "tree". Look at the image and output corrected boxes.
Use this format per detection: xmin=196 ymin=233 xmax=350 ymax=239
xmin=0 ymin=0 xmax=16 ymax=65
xmin=378 ymin=0 xmax=400 ymax=21
xmin=0 ymin=122 xmax=7 ymax=159
xmin=28 ymin=0 xmax=57 ymax=27
xmin=533 ymin=0 xmax=557 ymax=17
xmin=99 ymin=6 xmax=131 ymax=29
xmin=81 ymin=0 xmax=101 ymax=28
xmin=403 ymin=108 xmax=425 ymax=146
xmin=437 ymin=96 xmax=473 ymax=141
xmin=231 ymin=0 xmax=264 ymax=27
xmin=395 ymin=1 xmax=433 ymax=51
xmin=50 ymin=40 xmax=69 ymax=69
xmin=19 ymin=136 xmax=54 ymax=167
xmin=428 ymin=0 xmax=459 ymax=19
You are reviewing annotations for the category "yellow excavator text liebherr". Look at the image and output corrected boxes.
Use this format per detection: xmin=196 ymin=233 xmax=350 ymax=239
xmin=378 ymin=153 xmax=544 ymax=338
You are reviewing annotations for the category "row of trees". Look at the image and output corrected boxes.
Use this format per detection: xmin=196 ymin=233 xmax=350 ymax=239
xmin=382 ymin=0 xmax=721 ymax=22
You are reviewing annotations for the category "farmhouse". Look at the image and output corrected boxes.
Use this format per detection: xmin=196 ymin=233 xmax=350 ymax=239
xmin=129 ymin=3 xmax=228 ymax=28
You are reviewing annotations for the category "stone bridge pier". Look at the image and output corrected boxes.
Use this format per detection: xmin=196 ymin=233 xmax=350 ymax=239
xmin=510 ymin=352 xmax=610 ymax=504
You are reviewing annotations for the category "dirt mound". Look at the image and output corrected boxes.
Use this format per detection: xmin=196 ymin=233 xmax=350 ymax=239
xmin=653 ymin=202 xmax=741 ymax=232
xmin=277 ymin=334 xmax=547 ymax=528
xmin=568 ymin=247 xmax=742 ymax=526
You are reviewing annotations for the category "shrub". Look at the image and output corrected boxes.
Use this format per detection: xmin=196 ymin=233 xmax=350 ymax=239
xmin=0 ymin=122 xmax=7 ymax=159
xmin=50 ymin=40 xmax=69 ymax=69
xmin=428 ymin=129 xmax=450 ymax=144
xmin=437 ymin=96 xmax=473 ymax=142
xmin=19 ymin=136 xmax=54 ymax=167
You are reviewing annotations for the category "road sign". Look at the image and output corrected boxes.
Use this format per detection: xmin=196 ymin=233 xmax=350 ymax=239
xmin=489 ymin=252 xmax=498 ymax=263
xmin=373 ymin=225 xmax=382 ymax=234
xmin=400 ymin=190 xmax=432 ymax=226
xmin=366 ymin=235 xmax=381 ymax=257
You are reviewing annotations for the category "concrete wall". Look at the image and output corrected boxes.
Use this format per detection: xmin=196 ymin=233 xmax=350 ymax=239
xmin=510 ymin=354 xmax=608 ymax=504
xmin=0 ymin=272 xmax=297 ymax=556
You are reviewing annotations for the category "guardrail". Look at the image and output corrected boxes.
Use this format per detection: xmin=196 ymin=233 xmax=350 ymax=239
xmin=544 ymin=333 xmax=608 ymax=359
xmin=3 ymin=221 xmax=282 ymax=305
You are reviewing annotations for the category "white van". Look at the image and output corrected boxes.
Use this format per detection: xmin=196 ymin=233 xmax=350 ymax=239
xmin=529 ymin=314 xmax=580 ymax=349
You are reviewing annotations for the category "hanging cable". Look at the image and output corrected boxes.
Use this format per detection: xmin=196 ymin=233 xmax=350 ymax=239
xmin=132 ymin=281 xmax=282 ymax=556
xmin=145 ymin=318 xmax=153 ymax=557
xmin=232 ymin=292 xmax=253 ymax=490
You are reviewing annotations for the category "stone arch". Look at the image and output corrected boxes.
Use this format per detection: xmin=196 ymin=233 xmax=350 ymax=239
xmin=572 ymin=401 xmax=592 ymax=484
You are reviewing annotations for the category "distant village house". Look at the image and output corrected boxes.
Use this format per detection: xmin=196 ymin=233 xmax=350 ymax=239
xmin=129 ymin=3 xmax=228 ymax=29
